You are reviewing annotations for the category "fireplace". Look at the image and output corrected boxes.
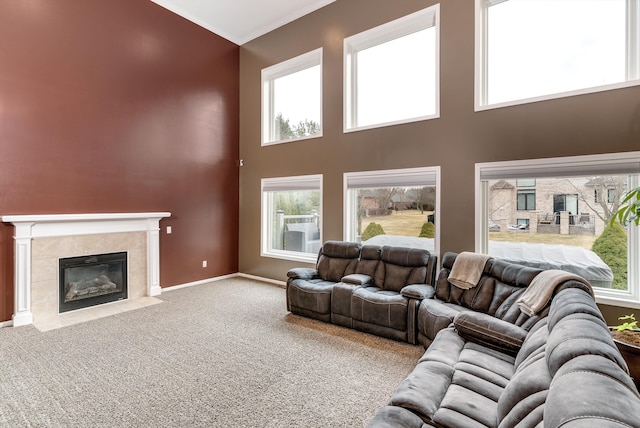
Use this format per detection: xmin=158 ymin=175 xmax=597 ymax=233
xmin=59 ymin=252 xmax=128 ymax=313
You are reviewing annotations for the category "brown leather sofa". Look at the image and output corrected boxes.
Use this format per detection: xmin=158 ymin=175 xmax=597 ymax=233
xmin=367 ymin=252 xmax=640 ymax=427
xmin=417 ymin=252 xmax=547 ymax=348
xmin=286 ymin=241 xmax=437 ymax=344
xmin=286 ymin=240 xmax=360 ymax=323
xmin=368 ymin=282 xmax=640 ymax=427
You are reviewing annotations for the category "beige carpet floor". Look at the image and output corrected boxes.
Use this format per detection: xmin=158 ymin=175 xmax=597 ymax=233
xmin=0 ymin=277 xmax=424 ymax=427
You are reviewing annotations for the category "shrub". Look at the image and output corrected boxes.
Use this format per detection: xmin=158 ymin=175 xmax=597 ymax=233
xmin=419 ymin=222 xmax=435 ymax=238
xmin=591 ymin=222 xmax=628 ymax=290
xmin=361 ymin=222 xmax=385 ymax=241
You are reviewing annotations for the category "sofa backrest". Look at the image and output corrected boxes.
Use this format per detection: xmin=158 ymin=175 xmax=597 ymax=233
xmin=316 ymin=241 xmax=361 ymax=282
xmin=435 ymin=252 xmax=545 ymax=329
xmin=355 ymin=245 xmax=383 ymax=278
xmin=497 ymin=286 xmax=640 ymax=427
xmin=369 ymin=246 xmax=437 ymax=293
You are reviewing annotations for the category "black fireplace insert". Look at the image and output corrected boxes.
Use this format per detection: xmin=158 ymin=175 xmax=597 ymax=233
xmin=59 ymin=251 xmax=128 ymax=313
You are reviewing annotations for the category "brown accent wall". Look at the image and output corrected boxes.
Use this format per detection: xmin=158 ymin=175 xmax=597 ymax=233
xmin=0 ymin=0 xmax=239 ymax=322
xmin=238 ymin=0 xmax=640 ymax=306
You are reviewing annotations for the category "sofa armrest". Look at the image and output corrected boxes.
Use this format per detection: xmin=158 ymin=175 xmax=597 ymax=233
xmin=453 ymin=311 xmax=527 ymax=356
xmin=341 ymin=273 xmax=372 ymax=286
xmin=287 ymin=267 xmax=319 ymax=280
xmin=401 ymin=284 xmax=436 ymax=300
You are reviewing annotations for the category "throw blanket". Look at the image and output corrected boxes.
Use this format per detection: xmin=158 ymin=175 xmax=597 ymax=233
xmin=449 ymin=252 xmax=492 ymax=290
xmin=517 ymin=269 xmax=593 ymax=316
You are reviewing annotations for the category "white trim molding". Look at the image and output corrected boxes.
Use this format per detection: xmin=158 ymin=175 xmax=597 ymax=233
xmin=1 ymin=212 xmax=170 ymax=327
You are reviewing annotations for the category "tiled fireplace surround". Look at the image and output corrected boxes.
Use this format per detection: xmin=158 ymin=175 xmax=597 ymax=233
xmin=2 ymin=213 xmax=170 ymax=331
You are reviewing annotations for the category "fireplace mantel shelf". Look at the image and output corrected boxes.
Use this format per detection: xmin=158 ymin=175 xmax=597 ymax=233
xmin=2 ymin=212 xmax=171 ymax=239
xmin=2 ymin=212 xmax=171 ymax=327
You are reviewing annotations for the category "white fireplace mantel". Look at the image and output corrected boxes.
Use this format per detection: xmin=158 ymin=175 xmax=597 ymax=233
xmin=2 ymin=212 xmax=171 ymax=327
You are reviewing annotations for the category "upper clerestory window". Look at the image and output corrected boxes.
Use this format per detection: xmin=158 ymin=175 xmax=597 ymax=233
xmin=476 ymin=0 xmax=640 ymax=110
xmin=262 ymin=48 xmax=323 ymax=146
xmin=344 ymin=5 xmax=440 ymax=132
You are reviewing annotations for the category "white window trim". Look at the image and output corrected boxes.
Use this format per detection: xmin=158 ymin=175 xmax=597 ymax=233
xmin=475 ymin=152 xmax=640 ymax=308
xmin=343 ymin=166 xmax=441 ymax=259
xmin=475 ymin=0 xmax=640 ymax=111
xmin=261 ymin=174 xmax=323 ymax=263
xmin=261 ymin=48 xmax=323 ymax=146
xmin=343 ymin=5 xmax=440 ymax=133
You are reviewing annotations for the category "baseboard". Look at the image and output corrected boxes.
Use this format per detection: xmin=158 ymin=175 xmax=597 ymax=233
xmin=162 ymin=272 xmax=286 ymax=292
xmin=162 ymin=273 xmax=239 ymax=292
xmin=236 ymin=273 xmax=286 ymax=288
xmin=0 ymin=320 xmax=13 ymax=328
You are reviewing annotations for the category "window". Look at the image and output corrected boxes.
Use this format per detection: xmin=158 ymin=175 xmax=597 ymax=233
xmin=516 ymin=179 xmax=535 ymax=187
xmin=262 ymin=49 xmax=322 ymax=145
xmin=517 ymin=189 xmax=536 ymax=210
xmin=261 ymin=175 xmax=322 ymax=262
xmin=476 ymin=0 xmax=640 ymax=109
xmin=476 ymin=152 xmax=640 ymax=308
xmin=344 ymin=167 xmax=440 ymax=257
xmin=344 ymin=5 xmax=439 ymax=132
xmin=596 ymin=187 xmax=620 ymax=203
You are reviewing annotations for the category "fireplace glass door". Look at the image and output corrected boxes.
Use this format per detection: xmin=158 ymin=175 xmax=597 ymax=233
xmin=59 ymin=252 xmax=128 ymax=313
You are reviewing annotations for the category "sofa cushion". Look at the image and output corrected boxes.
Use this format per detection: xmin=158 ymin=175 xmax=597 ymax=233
xmin=496 ymin=350 xmax=549 ymax=427
xmin=316 ymin=241 xmax=360 ymax=282
xmin=351 ymin=286 xmax=408 ymax=331
xmin=356 ymin=245 xmax=383 ymax=277
xmin=287 ymin=279 xmax=335 ymax=315
xmin=390 ymin=327 xmax=515 ymax=427
xmin=435 ymin=253 xmax=543 ymax=322
xmin=366 ymin=406 xmax=429 ymax=428
xmin=544 ymin=355 xmax=640 ymax=428
xmin=377 ymin=246 xmax=431 ymax=292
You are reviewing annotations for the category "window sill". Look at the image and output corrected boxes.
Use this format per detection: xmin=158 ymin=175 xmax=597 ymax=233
xmin=595 ymin=294 xmax=640 ymax=310
xmin=261 ymin=250 xmax=316 ymax=264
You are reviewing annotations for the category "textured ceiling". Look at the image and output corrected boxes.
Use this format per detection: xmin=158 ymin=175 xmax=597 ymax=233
xmin=149 ymin=0 xmax=336 ymax=45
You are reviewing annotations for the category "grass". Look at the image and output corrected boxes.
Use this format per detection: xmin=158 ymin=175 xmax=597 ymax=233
xmin=363 ymin=210 xmax=431 ymax=238
xmin=363 ymin=210 xmax=597 ymax=250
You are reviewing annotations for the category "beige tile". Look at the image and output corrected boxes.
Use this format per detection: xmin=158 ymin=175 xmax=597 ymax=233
xmin=29 ymin=231 xmax=154 ymax=331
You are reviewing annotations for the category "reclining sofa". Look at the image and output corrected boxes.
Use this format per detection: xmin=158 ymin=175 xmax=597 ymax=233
xmin=367 ymin=252 xmax=640 ymax=427
xmin=286 ymin=240 xmax=437 ymax=344
xmin=417 ymin=252 xmax=547 ymax=348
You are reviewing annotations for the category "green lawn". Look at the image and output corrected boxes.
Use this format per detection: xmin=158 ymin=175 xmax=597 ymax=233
xmin=363 ymin=210 xmax=597 ymax=250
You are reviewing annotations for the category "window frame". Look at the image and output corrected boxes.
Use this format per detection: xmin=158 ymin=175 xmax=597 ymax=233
xmin=343 ymin=5 xmax=440 ymax=133
xmin=261 ymin=174 xmax=323 ymax=263
xmin=261 ymin=48 xmax=323 ymax=146
xmin=475 ymin=0 xmax=640 ymax=111
xmin=475 ymin=152 xmax=640 ymax=308
xmin=343 ymin=166 xmax=441 ymax=258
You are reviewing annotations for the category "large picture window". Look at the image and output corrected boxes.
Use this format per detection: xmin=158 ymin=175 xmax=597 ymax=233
xmin=344 ymin=5 xmax=439 ymax=132
xmin=262 ymin=49 xmax=322 ymax=145
xmin=261 ymin=175 xmax=322 ymax=262
xmin=476 ymin=152 xmax=640 ymax=307
xmin=476 ymin=0 xmax=640 ymax=109
xmin=344 ymin=167 xmax=440 ymax=257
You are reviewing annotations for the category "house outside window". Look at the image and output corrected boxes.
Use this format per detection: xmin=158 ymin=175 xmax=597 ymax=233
xmin=476 ymin=0 xmax=640 ymax=109
xmin=344 ymin=167 xmax=440 ymax=257
xmin=344 ymin=5 xmax=439 ymax=132
xmin=262 ymin=48 xmax=322 ymax=145
xmin=261 ymin=175 xmax=322 ymax=262
xmin=476 ymin=152 xmax=640 ymax=308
